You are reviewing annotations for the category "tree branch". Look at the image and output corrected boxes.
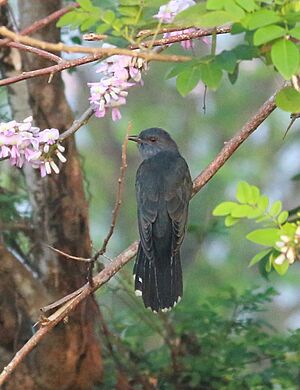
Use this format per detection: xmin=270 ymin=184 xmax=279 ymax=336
xmin=0 ymin=26 xmax=192 ymax=60
xmin=0 ymin=86 xmax=281 ymax=386
xmin=0 ymin=53 xmax=105 ymax=86
xmin=7 ymin=41 xmax=62 ymax=62
xmin=192 ymin=89 xmax=278 ymax=195
xmin=131 ymin=26 xmax=231 ymax=49
xmin=0 ymin=2 xmax=79 ymax=47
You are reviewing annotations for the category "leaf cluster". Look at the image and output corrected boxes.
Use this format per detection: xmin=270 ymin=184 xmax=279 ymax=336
xmin=57 ymin=0 xmax=166 ymax=45
xmin=170 ymin=0 xmax=300 ymax=110
xmin=101 ymin=287 xmax=300 ymax=389
xmin=213 ymin=181 xmax=299 ymax=276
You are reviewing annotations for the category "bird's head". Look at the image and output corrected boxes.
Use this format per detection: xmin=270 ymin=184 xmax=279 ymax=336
xmin=128 ymin=128 xmax=179 ymax=159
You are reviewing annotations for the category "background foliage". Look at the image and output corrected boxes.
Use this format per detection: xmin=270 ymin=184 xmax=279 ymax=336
xmin=1 ymin=0 xmax=300 ymax=388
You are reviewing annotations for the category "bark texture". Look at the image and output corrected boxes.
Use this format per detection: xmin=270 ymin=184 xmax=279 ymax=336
xmin=0 ymin=1 xmax=102 ymax=388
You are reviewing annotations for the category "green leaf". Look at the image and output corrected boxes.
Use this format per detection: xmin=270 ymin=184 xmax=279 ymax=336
xmin=247 ymin=207 xmax=263 ymax=219
xmin=176 ymin=67 xmax=201 ymax=97
xmin=231 ymin=204 xmax=254 ymax=218
xmin=228 ymin=64 xmax=239 ymax=84
xmin=233 ymin=45 xmax=259 ymax=60
xmin=119 ymin=0 xmax=141 ymax=4
xmin=102 ymin=10 xmax=115 ymax=24
xmin=199 ymin=62 xmax=223 ymax=89
xmin=77 ymin=0 xmax=93 ymax=11
xmin=235 ymin=0 xmax=259 ymax=12
xmin=216 ymin=50 xmax=237 ymax=73
xmin=207 ymin=0 xmax=225 ymax=10
xmin=194 ymin=11 xmax=235 ymax=27
xmin=225 ymin=215 xmax=239 ymax=227
xmin=166 ymin=61 xmax=198 ymax=79
xmin=96 ymin=23 xmax=110 ymax=34
xmin=275 ymin=87 xmax=300 ymax=113
xmin=174 ymin=4 xmax=206 ymax=25
xmin=249 ymin=185 xmax=260 ymax=205
xmin=253 ymin=25 xmax=286 ymax=46
xmin=257 ymin=194 xmax=269 ymax=212
xmin=273 ymin=256 xmax=289 ymax=275
xmin=248 ymin=249 xmax=271 ymax=267
xmin=246 ymin=228 xmax=280 ymax=246
xmin=265 ymin=255 xmax=272 ymax=272
xmin=212 ymin=201 xmax=238 ymax=216
xmin=224 ymin=0 xmax=245 ymax=20
xmin=271 ymin=39 xmax=299 ymax=80
xmin=80 ymin=16 xmax=99 ymax=31
xmin=236 ymin=181 xmax=252 ymax=203
xmin=119 ymin=6 xmax=139 ymax=17
xmin=269 ymin=200 xmax=282 ymax=217
xmin=289 ymin=25 xmax=300 ymax=40
xmin=231 ymin=23 xmax=246 ymax=34
xmin=112 ymin=19 xmax=123 ymax=31
xmin=56 ymin=11 xmax=79 ymax=27
xmin=277 ymin=211 xmax=289 ymax=224
xmin=245 ymin=10 xmax=281 ymax=30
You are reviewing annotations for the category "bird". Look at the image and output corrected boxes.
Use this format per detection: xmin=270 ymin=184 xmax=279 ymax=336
xmin=129 ymin=128 xmax=192 ymax=312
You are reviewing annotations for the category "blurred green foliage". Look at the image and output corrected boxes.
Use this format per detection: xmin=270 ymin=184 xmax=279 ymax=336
xmin=2 ymin=1 xmax=300 ymax=387
xmin=98 ymin=287 xmax=300 ymax=389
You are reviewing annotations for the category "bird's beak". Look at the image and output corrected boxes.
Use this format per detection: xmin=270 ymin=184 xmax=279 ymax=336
xmin=128 ymin=135 xmax=141 ymax=144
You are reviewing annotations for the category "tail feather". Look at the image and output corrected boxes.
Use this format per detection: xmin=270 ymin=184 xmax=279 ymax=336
xmin=134 ymin=243 xmax=182 ymax=312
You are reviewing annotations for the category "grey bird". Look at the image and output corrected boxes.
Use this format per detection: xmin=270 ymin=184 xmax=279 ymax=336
xmin=129 ymin=128 xmax=192 ymax=312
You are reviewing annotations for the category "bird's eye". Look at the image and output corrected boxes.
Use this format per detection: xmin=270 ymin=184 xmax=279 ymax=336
xmin=149 ymin=137 xmax=157 ymax=142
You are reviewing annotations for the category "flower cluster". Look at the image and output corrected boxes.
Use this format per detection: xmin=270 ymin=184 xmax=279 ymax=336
xmin=0 ymin=116 xmax=66 ymax=177
xmin=274 ymin=226 xmax=300 ymax=265
xmin=154 ymin=0 xmax=198 ymax=50
xmin=88 ymin=55 xmax=147 ymax=121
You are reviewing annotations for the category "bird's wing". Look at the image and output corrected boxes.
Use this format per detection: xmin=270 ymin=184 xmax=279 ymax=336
xmin=136 ymin=161 xmax=159 ymax=260
xmin=165 ymin=156 xmax=192 ymax=253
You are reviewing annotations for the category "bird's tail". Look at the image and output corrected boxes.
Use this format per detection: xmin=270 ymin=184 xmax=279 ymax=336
xmin=133 ymin=244 xmax=182 ymax=312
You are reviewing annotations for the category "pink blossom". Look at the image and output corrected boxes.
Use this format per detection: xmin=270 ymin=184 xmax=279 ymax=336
xmin=154 ymin=0 xmax=195 ymax=23
xmin=154 ymin=1 xmax=200 ymax=50
xmin=0 ymin=117 xmax=67 ymax=178
xmin=88 ymin=53 xmax=147 ymax=121
xmin=38 ymin=128 xmax=60 ymax=144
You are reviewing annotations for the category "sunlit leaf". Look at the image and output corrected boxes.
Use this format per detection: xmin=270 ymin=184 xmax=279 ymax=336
xmin=246 ymin=228 xmax=280 ymax=246
xmin=253 ymin=25 xmax=286 ymax=46
xmin=275 ymin=87 xmax=300 ymax=112
xmin=269 ymin=200 xmax=282 ymax=217
xmin=176 ymin=67 xmax=201 ymax=96
xmin=213 ymin=201 xmax=238 ymax=216
xmin=271 ymin=39 xmax=299 ymax=80
xmin=248 ymin=249 xmax=271 ymax=267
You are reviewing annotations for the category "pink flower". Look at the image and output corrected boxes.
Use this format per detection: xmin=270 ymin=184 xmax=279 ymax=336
xmin=0 ymin=116 xmax=66 ymax=177
xmin=38 ymin=128 xmax=60 ymax=144
xmin=88 ymin=53 xmax=147 ymax=121
xmin=154 ymin=0 xmax=195 ymax=23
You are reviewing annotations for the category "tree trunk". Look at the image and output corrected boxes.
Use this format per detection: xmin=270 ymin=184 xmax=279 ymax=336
xmin=0 ymin=1 xmax=102 ymax=388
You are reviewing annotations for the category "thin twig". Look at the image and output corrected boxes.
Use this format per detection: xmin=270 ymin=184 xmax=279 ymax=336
xmin=59 ymin=106 xmax=94 ymax=141
xmin=95 ymin=123 xmax=130 ymax=260
xmin=46 ymin=245 xmax=92 ymax=262
xmin=83 ymin=33 xmax=108 ymax=41
xmin=87 ymin=123 xmax=130 ymax=284
xmin=0 ymin=26 xmax=192 ymax=62
xmin=0 ymin=54 xmax=105 ymax=87
xmin=7 ymin=41 xmax=62 ymax=63
xmin=0 ymin=87 xmax=281 ymax=386
xmin=131 ymin=26 xmax=231 ymax=49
